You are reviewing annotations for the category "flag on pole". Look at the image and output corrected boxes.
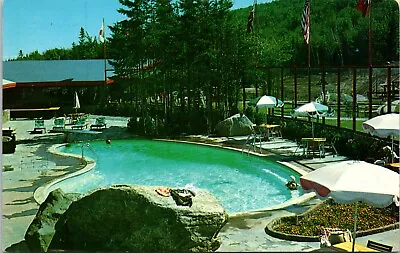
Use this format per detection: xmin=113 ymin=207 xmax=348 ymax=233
xmin=301 ymin=0 xmax=310 ymax=44
xmin=99 ymin=19 xmax=105 ymax=43
xmin=356 ymin=0 xmax=370 ymax=17
xmin=247 ymin=0 xmax=256 ymax=33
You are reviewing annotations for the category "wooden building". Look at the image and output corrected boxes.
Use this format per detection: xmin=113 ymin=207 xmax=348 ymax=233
xmin=2 ymin=60 xmax=114 ymax=117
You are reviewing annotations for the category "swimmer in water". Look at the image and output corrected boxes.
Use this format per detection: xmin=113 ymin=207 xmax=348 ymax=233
xmin=286 ymin=175 xmax=298 ymax=190
xmin=106 ymin=139 xmax=111 ymax=144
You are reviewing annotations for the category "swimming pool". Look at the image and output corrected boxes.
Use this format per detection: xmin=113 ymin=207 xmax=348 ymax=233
xmin=50 ymin=139 xmax=303 ymax=213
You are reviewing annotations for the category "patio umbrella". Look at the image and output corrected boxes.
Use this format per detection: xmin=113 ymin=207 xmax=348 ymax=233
xmin=292 ymin=102 xmax=331 ymax=138
xmin=73 ymin=91 xmax=81 ymax=113
xmin=300 ymin=160 xmax=399 ymax=252
xmin=249 ymin=95 xmax=284 ymax=123
xmin=249 ymin=95 xmax=284 ymax=109
xmin=362 ymin=113 xmax=400 ymax=162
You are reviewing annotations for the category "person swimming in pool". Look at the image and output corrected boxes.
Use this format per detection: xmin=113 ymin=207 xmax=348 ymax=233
xmin=106 ymin=139 xmax=111 ymax=144
xmin=286 ymin=175 xmax=298 ymax=190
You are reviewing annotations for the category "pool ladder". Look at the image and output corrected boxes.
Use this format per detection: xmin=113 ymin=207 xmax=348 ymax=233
xmin=81 ymin=143 xmax=99 ymax=161
xmin=241 ymin=132 xmax=263 ymax=155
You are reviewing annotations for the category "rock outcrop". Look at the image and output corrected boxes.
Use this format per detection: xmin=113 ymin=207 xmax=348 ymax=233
xmin=215 ymin=113 xmax=253 ymax=137
xmin=25 ymin=188 xmax=81 ymax=253
xmin=33 ymin=184 xmax=228 ymax=252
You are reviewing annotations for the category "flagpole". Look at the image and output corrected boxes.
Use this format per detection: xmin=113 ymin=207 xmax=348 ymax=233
xmin=102 ymin=18 xmax=107 ymax=105
xmin=368 ymin=1 xmax=372 ymax=66
xmin=308 ymin=0 xmax=311 ymax=68
xmin=307 ymin=0 xmax=311 ymax=102
xmin=301 ymin=0 xmax=311 ymax=103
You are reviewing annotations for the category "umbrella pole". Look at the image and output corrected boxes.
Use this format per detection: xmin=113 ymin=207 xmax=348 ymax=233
xmin=311 ymin=119 xmax=314 ymax=138
xmin=352 ymin=201 xmax=359 ymax=252
xmin=391 ymin=136 xmax=394 ymax=163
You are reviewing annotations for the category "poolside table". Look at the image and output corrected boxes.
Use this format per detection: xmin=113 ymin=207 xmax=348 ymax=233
xmin=387 ymin=162 xmax=400 ymax=173
xmin=331 ymin=241 xmax=377 ymax=252
xmin=256 ymin=124 xmax=281 ymax=140
xmin=301 ymin=137 xmax=326 ymax=158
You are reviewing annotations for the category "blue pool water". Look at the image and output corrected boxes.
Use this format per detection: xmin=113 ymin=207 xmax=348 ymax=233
xmin=50 ymin=139 xmax=303 ymax=213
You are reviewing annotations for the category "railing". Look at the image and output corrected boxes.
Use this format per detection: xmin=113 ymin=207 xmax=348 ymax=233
xmin=241 ymin=131 xmax=263 ymax=155
xmin=81 ymin=143 xmax=99 ymax=161
xmin=249 ymin=65 xmax=399 ymax=132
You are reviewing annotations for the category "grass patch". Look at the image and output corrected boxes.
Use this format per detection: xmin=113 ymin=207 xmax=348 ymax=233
xmin=324 ymin=118 xmax=365 ymax=132
xmin=274 ymin=199 xmax=399 ymax=237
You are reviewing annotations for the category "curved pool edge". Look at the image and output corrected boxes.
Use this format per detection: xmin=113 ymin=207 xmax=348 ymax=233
xmin=33 ymin=143 xmax=96 ymax=204
xmin=156 ymin=138 xmax=317 ymax=218
xmin=35 ymin=138 xmax=316 ymax=217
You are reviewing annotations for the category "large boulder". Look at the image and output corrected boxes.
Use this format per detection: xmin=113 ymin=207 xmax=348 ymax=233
xmin=49 ymin=184 xmax=229 ymax=252
xmin=24 ymin=188 xmax=81 ymax=253
xmin=215 ymin=113 xmax=253 ymax=137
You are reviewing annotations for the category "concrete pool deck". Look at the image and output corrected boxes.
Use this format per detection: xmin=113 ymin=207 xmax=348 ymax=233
xmin=1 ymin=117 xmax=399 ymax=252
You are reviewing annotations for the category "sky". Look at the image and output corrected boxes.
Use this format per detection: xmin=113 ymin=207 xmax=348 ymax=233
xmin=2 ymin=0 xmax=270 ymax=60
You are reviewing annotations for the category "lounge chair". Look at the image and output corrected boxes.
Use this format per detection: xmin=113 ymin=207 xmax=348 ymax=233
xmin=33 ymin=119 xmax=46 ymax=133
xmin=90 ymin=117 xmax=106 ymax=130
xmin=71 ymin=117 xmax=88 ymax=130
xmin=52 ymin=117 xmax=65 ymax=130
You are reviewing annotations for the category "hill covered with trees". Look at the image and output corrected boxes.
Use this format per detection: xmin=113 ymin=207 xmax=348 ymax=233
xmin=11 ymin=0 xmax=398 ymax=67
xmin=9 ymin=0 xmax=399 ymax=135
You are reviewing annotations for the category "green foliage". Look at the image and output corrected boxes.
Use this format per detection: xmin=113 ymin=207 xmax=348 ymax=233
xmin=8 ymin=0 xmax=398 ymax=139
xmin=11 ymin=27 xmax=104 ymax=60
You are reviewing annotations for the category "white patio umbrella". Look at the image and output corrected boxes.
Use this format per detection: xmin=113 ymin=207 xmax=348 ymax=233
xmin=292 ymin=102 xmax=331 ymax=138
xmin=249 ymin=95 xmax=284 ymax=109
xmin=73 ymin=91 xmax=81 ymax=113
xmin=362 ymin=113 xmax=400 ymax=162
xmin=249 ymin=95 xmax=284 ymax=123
xmin=300 ymin=160 xmax=399 ymax=252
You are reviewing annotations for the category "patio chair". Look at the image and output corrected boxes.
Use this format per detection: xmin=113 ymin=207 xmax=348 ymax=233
xmin=366 ymin=240 xmax=393 ymax=252
xmin=293 ymin=139 xmax=306 ymax=156
xmin=52 ymin=117 xmax=65 ymax=130
xmin=324 ymin=136 xmax=338 ymax=157
xmin=71 ymin=116 xmax=88 ymax=130
xmin=241 ymin=125 xmax=263 ymax=154
xmin=33 ymin=119 xmax=46 ymax=133
xmin=90 ymin=117 xmax=106 ymax=130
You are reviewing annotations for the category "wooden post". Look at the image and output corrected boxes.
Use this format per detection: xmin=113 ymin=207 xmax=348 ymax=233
xmin=337 ymin=68 xmax=341 ymax=128
xmin=368 ymin=67 xmax=373 ymax=118
xmin=294 ymin=66 xmax=298 ymax=108
xmin=280 ymin=67 xmax=284 ymax=118
xmin=321 ymin=68 xmax=326 ymax=125
xmin=352 ymin=68 xmax=357 ymax=131
xmin=387 ymin=66 xmax=391 ymax=113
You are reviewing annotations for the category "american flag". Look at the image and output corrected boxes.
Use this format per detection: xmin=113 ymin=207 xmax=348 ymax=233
xmin=301 ymin=0 xmax=310 ymax=44
xmin=356 ymin=0 xmax=370 ymax=17
xmin=99 ymin=19 xmax=105 ymax=43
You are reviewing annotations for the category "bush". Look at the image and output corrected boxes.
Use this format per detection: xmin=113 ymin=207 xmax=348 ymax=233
xmin=270 ymin=115 xmax=392 ymax=161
